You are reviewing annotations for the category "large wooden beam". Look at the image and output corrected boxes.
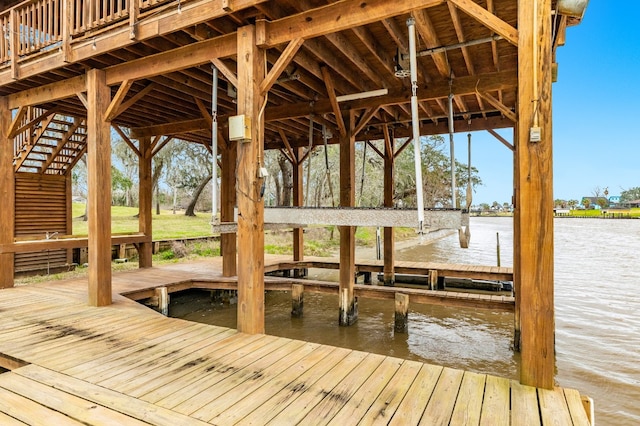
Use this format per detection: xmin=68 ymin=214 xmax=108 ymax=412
xmin=0 ymin=97 xmax=14 ymax=288
xmin=86 ymin=69 xmax=113 ymax=307
xmin=221 ymin=141 xmax=237 ymax=277
xmin=7 ymin=75 xmax=86 ymax=109
xmin=266 ymin=71 xmax=516 ymax=121
xmin=257 ymin=0 xmax=444 ymax=47
xmin=236 ymin=25 xmax=266 ymax=334
xmin=105 ymin=34 xmax=236 ymax=85
xmin=339 ymin=111 xmax=357 ymax=326
xmin=448 ymin=0 xmax=519 ymax=46
xmin=138 ymin=137 xmax=153 ymax=268
xmin=516 ymin=0 xmax=554 ymax=389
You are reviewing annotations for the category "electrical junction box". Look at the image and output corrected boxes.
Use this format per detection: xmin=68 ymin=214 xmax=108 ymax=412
xmin=229 ymin=115 xmax=252 ymax=142
xmin=529 ymin=126 xmax=541 ymax=142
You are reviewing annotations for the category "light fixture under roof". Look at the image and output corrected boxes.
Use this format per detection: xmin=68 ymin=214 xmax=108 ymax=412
xmin=557 ymin=0 xmax=589 ymax=19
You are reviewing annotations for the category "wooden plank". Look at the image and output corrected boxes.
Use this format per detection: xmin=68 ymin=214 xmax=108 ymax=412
xmin=15 ymin=364 xmax=210 ymax=426
xmin=0 ymin=373 xmax=150 ymax=426
xmin=356 ymin=359 xmax=423 ymax=425
xmin=327 ymin=357 xmax=403 ymax=425
xmin=163 ymin=336 xmax=290 ymax=412
xmin=449 ymin=371 xmax=485 ymax=425
xmin=0 ymin=411 xmax=27 ymax=426
xmin=480 ymin=375 xmax=510 ymax=426
xmin=192 ymin=340 xmax=319 ymax=421
xmin=563 ymin=388 xmax=591 ymax=426
xmin=298 ymin=353 xmax=385 ymax=424
xmin=538 ymin=387 xmax=574 ymax=426
xmin=511 ymin=381 xmax=541 ymax=426
xmin=212 ymin=344 xmax=337 ymax=424
xmin=265 ymin=350 xmax=368 ymax=424
xmin=117 ymin=330 xmax=246 ymax=397
xmin=0 ymin=386 xmax=85 ymax=426
xmin=388 ymin=363 xmax=443 ymax=425
xmin=419 ymin=367 xmax=465 ymax=425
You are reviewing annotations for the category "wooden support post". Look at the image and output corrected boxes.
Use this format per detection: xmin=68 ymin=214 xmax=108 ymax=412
xmin=236 ymin=25 xmax=266 ymax=334
xmin=65 ymin=174 xmax=73 ymax=265
xmin=292 ymin=146 xmax=304 ymax=277
xmin=516 ymin=0 xmax=554 ymax=389
xmin=383 ymin=126 xmax=395 ymax=286
xmin=429 ymin=270 xmax=438 ymax=291
xmin=0 ymin=97 xmax=14 ymax=288
xmin=221 ymin=141 xmax=237 ymax=277
xmin=339 ymin=110 xmax=357 ymax=326
xmin=291 ymin=284 xmax=304 ymax=318
xmin=154 ymin=287 xmax=169 ymax=316
xmin=86 ymin=69 xmax=112 ymax=307
xmin=138 ymin=137 xmax=153 ymax=267
xmin=394 ymin=293 xmax=410 ymax=333
xmin=118 ymin=244 xmax=127 ymax=260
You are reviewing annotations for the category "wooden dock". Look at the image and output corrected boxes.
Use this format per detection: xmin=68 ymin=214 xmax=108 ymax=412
xmin=0 ymin=260 xmax=591 ymax=425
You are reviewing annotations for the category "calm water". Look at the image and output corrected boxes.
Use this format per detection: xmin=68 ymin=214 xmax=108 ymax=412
xmin=172 ymin=217 xmax=640 ymax=425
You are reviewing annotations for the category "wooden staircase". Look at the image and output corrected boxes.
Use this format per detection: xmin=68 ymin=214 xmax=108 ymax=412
xmin=12 ymin=107 xmax=87 ymax=176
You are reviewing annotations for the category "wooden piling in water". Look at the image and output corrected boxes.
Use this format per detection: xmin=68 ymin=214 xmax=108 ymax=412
xmin=394 ymin=293 xmax=409 ymax=333
xmin=154 ymin=287 xmax=169 ymax=316
xmin=291 ymin=284 xmax=304 ymax=317
xmin=429 ymin=270 xmax=438 ymax=291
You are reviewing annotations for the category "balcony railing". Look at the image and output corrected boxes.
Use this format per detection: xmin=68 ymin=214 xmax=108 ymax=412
xmin=1 ymin=0 xmax=173 ymax=68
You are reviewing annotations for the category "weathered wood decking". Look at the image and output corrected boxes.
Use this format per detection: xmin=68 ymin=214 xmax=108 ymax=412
xmin=0 ymin=259 xmax=590 ymax=425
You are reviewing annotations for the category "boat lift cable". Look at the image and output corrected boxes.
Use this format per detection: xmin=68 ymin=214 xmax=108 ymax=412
xmin=407 ymin=17 xmax=425 ymax=234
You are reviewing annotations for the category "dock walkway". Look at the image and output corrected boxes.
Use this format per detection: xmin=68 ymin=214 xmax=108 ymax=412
xmin=0 ymin=259 xmax=591 ymax=425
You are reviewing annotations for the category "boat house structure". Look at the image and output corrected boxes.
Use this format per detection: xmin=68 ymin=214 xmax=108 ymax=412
xmin=1 ymin=0 xmax=588 ymax=404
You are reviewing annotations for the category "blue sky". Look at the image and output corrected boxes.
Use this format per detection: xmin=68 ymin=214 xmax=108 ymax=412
xmin=457 ymin=1 xmax=640 ymax=205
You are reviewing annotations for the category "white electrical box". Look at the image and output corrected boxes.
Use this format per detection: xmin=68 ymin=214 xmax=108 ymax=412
xmin=529 ymin=126 xmax=541 ymax=143
xmin=229 ymin=115 xmax=252 ymax=142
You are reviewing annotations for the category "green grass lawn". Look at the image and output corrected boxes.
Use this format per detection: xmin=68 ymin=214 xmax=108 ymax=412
xmin=568 ymin=207 xmax=640 ymax=218
xmin=71 ymin=203 xmax=214 ymax=239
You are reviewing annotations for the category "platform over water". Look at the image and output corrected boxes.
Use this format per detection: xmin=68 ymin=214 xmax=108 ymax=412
xmin=0 ymin=258 xmax=590 ymax=425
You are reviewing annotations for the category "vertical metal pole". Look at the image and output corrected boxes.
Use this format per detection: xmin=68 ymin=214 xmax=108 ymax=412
xmin=211 ymin=65 xmax=219 ymax=223
xmin=448 ymin=92 xmax=457 ymax=208
xmin=407 ymin=17 xmax=425 ymax=232
xmin=466 ymin=132 xmax=472 ymax=210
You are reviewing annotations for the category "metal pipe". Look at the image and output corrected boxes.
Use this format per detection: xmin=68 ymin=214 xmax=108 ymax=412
xmin=466 ymin=132 xmax=472 ymax=210
xmin=211 ymin=65 xmax=219 ymax=224
xmin=412 ymin=35 xmax=503 ymax=58
xmin=407 ymin=17 xmax=425 ymax=232
xmin=448 ymin=91 xmax=457 ymax=208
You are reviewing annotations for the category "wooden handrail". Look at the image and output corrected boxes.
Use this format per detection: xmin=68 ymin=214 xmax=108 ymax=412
xmin=0 ymin=232 xmax=151 ymax=253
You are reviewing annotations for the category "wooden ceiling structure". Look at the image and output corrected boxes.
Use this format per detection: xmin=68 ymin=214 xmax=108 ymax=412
xmin=0 ymin=0 xmax=586 ymax=390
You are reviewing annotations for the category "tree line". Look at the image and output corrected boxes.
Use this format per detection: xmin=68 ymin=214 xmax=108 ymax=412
xmin=72 ymin=132 xmax=482 ymax=217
